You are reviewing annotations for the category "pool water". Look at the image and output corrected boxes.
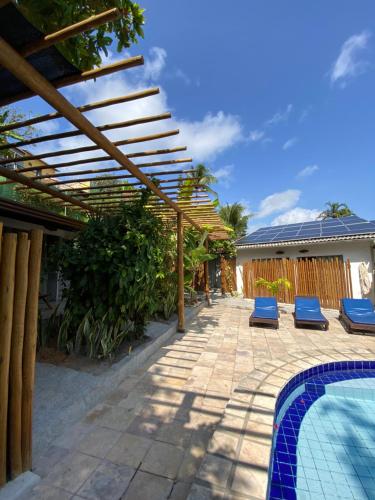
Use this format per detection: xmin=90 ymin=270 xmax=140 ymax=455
xmin=269 ymin=370 xmax=375 ymax=499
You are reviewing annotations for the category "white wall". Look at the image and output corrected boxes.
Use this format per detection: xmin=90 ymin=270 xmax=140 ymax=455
xmin=236 ymin=240 xmax=374 ymax=300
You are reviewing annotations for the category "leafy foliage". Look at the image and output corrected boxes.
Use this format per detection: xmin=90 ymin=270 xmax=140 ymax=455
xmin=318 ymin=202 xmax=355 ymax=220
xmin=17 ymin=0 xmax=145 ymax=70
xmin=0 ymin=107 xmax=35 ymax=157
xmin=219 ymin=202 xmax=251 ymax=239
xmin=52 ymin=195 xmax=176 ymax=358
xmin=255 ymin=277 xmax=291 ymax=296
xmin=209 ymin=239 xmax=236 ymax=259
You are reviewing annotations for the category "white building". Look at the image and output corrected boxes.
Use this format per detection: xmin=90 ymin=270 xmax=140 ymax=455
xmin=235 ymin=216 xmax=375 ymax=302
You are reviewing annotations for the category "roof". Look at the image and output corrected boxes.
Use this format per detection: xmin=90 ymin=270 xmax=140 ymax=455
xmin=0 ymin=2 xmax=79 ymax=104
xmin=236 ymin=216 xmax=375 ymax=248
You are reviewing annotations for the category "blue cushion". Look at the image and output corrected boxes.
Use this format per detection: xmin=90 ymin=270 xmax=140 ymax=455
xmin=342 ymin=298 xmax=375 ymax=325
xmin=295 ymin=296 xmax=326 ymax=323
xmin=253 ymin=297 xmax=278 ymax=320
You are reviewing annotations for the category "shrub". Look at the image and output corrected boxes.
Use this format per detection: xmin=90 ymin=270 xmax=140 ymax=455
xmin=53 ymin=196 xmax=176 ymax=358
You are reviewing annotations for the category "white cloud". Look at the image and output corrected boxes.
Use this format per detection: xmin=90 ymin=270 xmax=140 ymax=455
xmin=297 ymin=164 xmax=319 ymax=178
xmin=271 ymin=207 xmax=320 ymax=226
xmin=36 ymin=46 xmax=242 ymax=168
xmin=143 ymin=47 xmax=167 ymax=81
xmin=256 ymin=189 xmax=301 ymax=218
xmin=282 ymin=137 xmax=298 ymax=150
xmin=213 ymin=164 xmax=234 ymax=188
xmin=249 ymin=130 xmax=265 ymax=142
xmin=330 ymin=31 xmax=371 ymax=86
xmin=265 ymin=104 xmax=293 ymax=127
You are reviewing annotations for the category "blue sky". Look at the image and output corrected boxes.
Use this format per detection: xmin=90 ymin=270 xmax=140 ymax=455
xmin=15 ymin=1 xmax=375 ymax=233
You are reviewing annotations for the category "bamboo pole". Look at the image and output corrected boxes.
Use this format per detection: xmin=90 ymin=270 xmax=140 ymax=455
xmin=0 ymin=88 xmax=160 ymax=134
xmin=177 ymin=212 xmax=185 ymax=332
xmin=0 ymin=56 xmax=144 ymax=107
xmin=0 ymin=233 xmax=17 ymax=485
xmin=0 ymin=130 xmax=180 ymax=166
xmin=8 ymin=233 xmax=29 ymax=479
xmin=17 ymin=145 xmax=185 ymax=174
xmin=20 ymin=8 xmax=122 ymax=58
xmin=0 ymin=113 xmax=172 ymax=151
xmin=21 ymin=229 xmax=43 ymax=472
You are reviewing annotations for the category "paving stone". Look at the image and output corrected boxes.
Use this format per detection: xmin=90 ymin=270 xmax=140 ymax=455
xmin=77 ymin=460 xmax=135 ymax=499
xmin=141 ymin=441 xmax=185 ymax=479
xmin=196 ymin=453 xmax=232 ymax=488
xmin=77 ymin=426 xmax=121 ymax=458
xmin=44 ymin=451 xmax=100 ymax=493
xmin=106 ymin=432 xmax=152 ymax=468
xmin=169 ymin=481 xmax=192 ymax=500
xmin=122 ymin=470 xmax=173 ymax=500
xmin=231 ymin=463 xmax=268 ymax=498
xmin=22 ymin=484 xmax=72 ymax=500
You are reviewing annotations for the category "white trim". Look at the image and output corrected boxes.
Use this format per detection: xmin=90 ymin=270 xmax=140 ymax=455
xmin=236 ymin=233 xmax=375 ymax=249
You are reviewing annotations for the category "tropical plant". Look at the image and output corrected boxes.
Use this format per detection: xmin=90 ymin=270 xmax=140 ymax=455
xmin=255 ymin=277 xmax=291 ymax=296
xmin=183 ymin=228 xmax=215 ymax=302
xmin=16 ymin=0 xmax=145 ymax=70
xmin=318 ymin=202 xmax=355 ymax=220
xmin=51 ymin=191 xmax=177 ymax=359
xmin=219 ymin=202 xmax=251 ymax=239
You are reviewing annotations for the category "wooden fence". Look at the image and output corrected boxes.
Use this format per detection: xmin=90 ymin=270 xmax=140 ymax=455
xmin=0 ymin=225 xmax=43 ymax=485
xmin=243 ymin=257 xmax=352 ymax=309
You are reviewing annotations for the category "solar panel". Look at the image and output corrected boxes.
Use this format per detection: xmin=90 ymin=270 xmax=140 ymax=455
xmin=236 ymin=216 xmax=375 ymax=246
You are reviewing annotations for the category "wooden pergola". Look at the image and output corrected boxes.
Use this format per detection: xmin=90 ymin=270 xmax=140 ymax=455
xmin=0 ymin=2 xmax=228 ymax=484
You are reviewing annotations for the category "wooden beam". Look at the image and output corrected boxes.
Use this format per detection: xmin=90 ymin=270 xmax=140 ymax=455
xmin=0 ymin=88 xmax=160 ymax=133
xmin=20 ymin=8 xmax=122 ymax=58
xmin=0 ymin=112 xmax=172 ymax=150
xmin=0 ymin=55 xmax=144 ymax=106
xmin=62 ymin=169 xmax=195 ymax=191
xmin=0 ymin=130 xmax=180 ymax=165
xmin=18 ymin=145 xmax=185 ymax=173
xmin=177 ymin=212 xmax=185 ymax=333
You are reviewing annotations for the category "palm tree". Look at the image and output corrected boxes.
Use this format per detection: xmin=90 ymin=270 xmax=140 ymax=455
xmin=179 ymin=163 xmax=218 ymax=201
xmin=219 ymin=203 xmax=252 ymax=239
xmin=318 ymin=202 xmax=355 ymax=220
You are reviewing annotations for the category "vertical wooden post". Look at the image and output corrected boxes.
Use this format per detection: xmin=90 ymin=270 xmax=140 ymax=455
xmin=0 ymin=233 xmax=18 ymax=486
xmin=177 ymin=212 xmax=185 ymax=333
xmin=204 ymin=238 xmax=211 ymax=305
xmin=9 ymin=233 xmax=30 ymax=479
xmin=22 ymin=229 xmax=43 ymax=472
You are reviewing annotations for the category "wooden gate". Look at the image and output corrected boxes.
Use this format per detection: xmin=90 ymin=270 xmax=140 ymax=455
xmin=0 ymin=226 xmax=43 ymax=485
xmin=243 ymin=257 xmax=352 ymax=309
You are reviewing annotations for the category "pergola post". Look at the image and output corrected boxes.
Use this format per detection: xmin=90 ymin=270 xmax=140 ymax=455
xmin=204 ymin=238 xmax=211 ymax=305
xmin=177 ymin=212 xmax=185 ymax=333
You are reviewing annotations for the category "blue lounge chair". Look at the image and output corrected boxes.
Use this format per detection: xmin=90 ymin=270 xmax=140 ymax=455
xmin=340 ymin=298 xmax=375 ymax=334
xmin=294 ymin=296 xmax=329 ymax=330
xmin=249 ymin=297 xmax=279 ymax=329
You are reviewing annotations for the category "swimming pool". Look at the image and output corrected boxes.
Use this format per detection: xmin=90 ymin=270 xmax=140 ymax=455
xmin=269 ymin=361 xmax=375 ymax=500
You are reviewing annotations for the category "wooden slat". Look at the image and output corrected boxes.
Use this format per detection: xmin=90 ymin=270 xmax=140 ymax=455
xmin=0 ymin=88 xmax=160 ymax=134
xmin=0 ymin=130 xmax=180 ymax=166
xmin=0 ymin=113 xmax=172 ymax=150
xmin=0 ymin=55 xmax=144 ymax=107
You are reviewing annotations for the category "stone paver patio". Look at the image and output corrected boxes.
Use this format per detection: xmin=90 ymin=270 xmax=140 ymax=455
xmin=22 ymin=297 xmax=375 ymax=499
